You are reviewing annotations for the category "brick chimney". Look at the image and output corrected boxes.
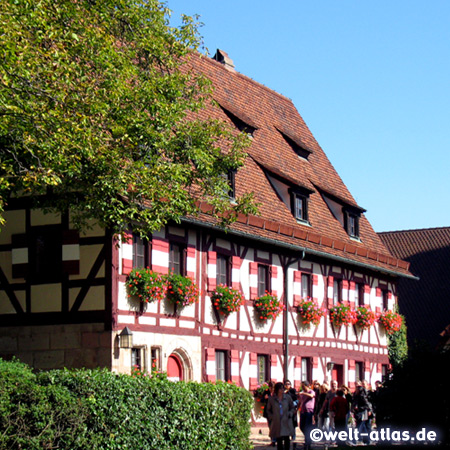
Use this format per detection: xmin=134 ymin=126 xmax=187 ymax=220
xmin=213 ymin=49 xmax=235 ymax=71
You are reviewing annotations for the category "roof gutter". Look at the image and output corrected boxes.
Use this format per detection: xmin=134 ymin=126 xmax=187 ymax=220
xmin=181 ymin=217 xmax=419 ymax=280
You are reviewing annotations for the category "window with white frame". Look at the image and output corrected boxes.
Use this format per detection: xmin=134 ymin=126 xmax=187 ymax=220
xmin=131 ymin=347 xmax=144 ymax=371
xmin=215 ymin=350 xmax=229 ymax=381
xmin=355 ymin=361 xmax=364 ymax=383
xmin=169 ymin=242 xmax=185 ymax=275
xmin=151 ymin=346 xmax=161 ymax=372
xmin=132 ymin=235 xmax=147 ymax=268
xmin=333 ymin=279 xmax=341 ymax=305
xmin=301 ymin=357 xmax=311 ymax=382
xmin=258 ymin=264 xmax=270 ymax=297
xmin=382 ymin=290 xmax=389 ymax=311
xmin=257 ymin=354 xmax=270 ymax=385
xmin=355 ymin=283 xmax=365 ymax=307
xmin=217 ymin=253 xmax=231 ymax=286
xmin=301 ymin=273 xmax=311 ymax=298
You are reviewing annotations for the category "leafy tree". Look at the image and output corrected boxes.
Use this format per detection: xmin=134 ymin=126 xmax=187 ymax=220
xmin=0 ymin=0 xmax=256 ymax=235
xmin=387 ymin=314 xmax=408 ymax=369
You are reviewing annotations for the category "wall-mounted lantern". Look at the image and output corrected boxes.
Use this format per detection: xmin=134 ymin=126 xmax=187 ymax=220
xmin=119 ymin=327 xmax=133 ymax=348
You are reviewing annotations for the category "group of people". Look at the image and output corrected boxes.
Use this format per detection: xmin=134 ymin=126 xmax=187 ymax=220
xmin=261 ymin=379 xmax=382 ymax=449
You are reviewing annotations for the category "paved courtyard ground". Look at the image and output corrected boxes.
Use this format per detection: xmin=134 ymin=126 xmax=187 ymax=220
xmin=250 ymin=427 xmax=305 ymax=450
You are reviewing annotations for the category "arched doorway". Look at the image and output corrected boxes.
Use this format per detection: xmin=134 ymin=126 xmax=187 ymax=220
xmin=167 ymin=354 xmax=183 ymax=381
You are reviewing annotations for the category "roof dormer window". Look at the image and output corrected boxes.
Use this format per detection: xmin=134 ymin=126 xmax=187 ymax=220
xmin=316 ymin=185 xmax=365 ymax=240
xmin=227 ymin=169 xmax=236 ymax=201
xmin=344 ymin=210 xmax=360 ymax=239
xmin=220 ymin=169 xmax=236 ymax=202
xmin=289 ymin=188 xmax=310 ymax=224
xmin=218 ymin=105 xmax=256 ymax=136
xmin=276 ymin=127 xmax=312 ymax=160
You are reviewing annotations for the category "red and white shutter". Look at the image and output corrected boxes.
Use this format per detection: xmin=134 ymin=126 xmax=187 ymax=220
xmin=151 ymin=238 xmax=169 ymax=274
xmin=207 ymin=251 xmax=217 ymax=291
xmin=232 ymin=256 xmax=242 ymax=291
xmin=249 ymin=261 xmax=258 ymax=299
xmin=327 ymin=276 xmax=334 ymax=308
xmin=293 ymin=270 xmax=302 ymax=306
xmin=342 ymin=279 xmax=349 ymax=302
xmin=249 ymin=352 xmax=258 ymax=390
xmin=349 ymin=281 xmax=356 ymax=308
xmin=231 ymin=350 xmax=240 ymax=385
xmin=271 ymin=266 xmax=278 ymax=297
xmin=312 ymin=274 xmax=319 ymax=303
xmin=11 ymin=234 xmax=28 ymax=279
xmin=205 ymin=348 xmax=216 ymax=383
xmin=121 ymin=231 xmax=133 ymax=275
xmin=186 ymin=245 xmax=196 ymax=279
xmin=62 ymin=230 xmax=80 ymax=275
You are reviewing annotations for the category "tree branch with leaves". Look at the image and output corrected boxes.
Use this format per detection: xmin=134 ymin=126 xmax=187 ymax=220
xmin=0 ymin=0 xmax=257 ymax=234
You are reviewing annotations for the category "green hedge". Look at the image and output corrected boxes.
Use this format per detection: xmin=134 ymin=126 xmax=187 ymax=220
xmin=0 ymin=358 xmax=253 ymax=450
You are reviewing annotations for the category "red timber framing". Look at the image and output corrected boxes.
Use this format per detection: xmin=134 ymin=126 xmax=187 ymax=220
xmin=112 ymin=222 xmax=393 ymax=390
xmin=0 ymin=199 xmax=111 ymax=328
xmin=1 ymin=52 xmax=410 ymax=395
xmin=0 ymin=200 xmax=114 ymax=370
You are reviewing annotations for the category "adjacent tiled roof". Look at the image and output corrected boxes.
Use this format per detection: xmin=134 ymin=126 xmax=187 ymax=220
xmin=379 ymin=227 xmax=450 ymax=345
xmin=187 ymin=52 xmax=412 ymax=278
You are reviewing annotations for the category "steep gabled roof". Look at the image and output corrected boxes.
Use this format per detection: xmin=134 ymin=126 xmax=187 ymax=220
xmin=379 ymin=227 xmax=450 ymax=345
xmin=188 ymin=51 xmax=413 ymax=278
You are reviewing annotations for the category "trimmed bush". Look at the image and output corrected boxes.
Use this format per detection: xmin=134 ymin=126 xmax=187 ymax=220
xmin=0 ymin=358 xmax=88 ymax=450
xmin=0 ymin=358 xmax=253 ymax=450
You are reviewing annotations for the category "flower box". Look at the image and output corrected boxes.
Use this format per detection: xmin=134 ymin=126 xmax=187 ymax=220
xmin=329 ymin=303 xmax=357 ymax=327
xmin=254 ymin=293 xmax=283 ymax=322
xmin=127 ymin=268 xmax=166 ymax=303
xmin=297 ymin=298 xmax=326 ymax=326
xmin=355 ymin=306 xmax=377 ymax=330
xmin=378 ymin=310 xmax=403 ymax=335
xmin=211 ymin=285 xmax=245 ymax=317
xmin=166 ymin=272 xmax=199 ymax=308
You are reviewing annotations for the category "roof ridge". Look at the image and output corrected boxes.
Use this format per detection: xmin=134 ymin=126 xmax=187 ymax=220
xmin=198 ymin=53 xmax=295 ymax=105
xmin=379 ymin=226 xmax=450 ymax=234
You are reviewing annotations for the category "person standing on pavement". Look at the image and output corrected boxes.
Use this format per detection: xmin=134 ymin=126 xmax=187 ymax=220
xmin=262 ymin=381 xmax=277 ymax=447
xmin=299 ymin=380 xmax=315 ymax=450
xmin=267 ymin=381 xmax=295 ymax=450
xmin=320 ymin=379 xmax=338 ymax=431
xmin=284 ymin=380 xmax=298 ymax=446
xmin=330 ymin=389 xmax=349 ymax=445
xmin=352 ymin=381 xmax=372 ymax=445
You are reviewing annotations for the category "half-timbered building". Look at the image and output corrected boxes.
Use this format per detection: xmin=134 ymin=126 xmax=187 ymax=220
xmin=0 ymin=50 xmax=414 ymax=401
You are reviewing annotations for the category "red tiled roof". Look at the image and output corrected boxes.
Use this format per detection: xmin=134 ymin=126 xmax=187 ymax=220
xmin=187 ymin=52 xmax=412 ymax=278
xmin=379 ymin=227 xmax=450 ymax=345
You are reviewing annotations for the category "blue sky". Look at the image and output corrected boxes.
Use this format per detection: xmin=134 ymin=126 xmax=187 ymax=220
xmin=167 ymin=0 xmax=450 ymax=232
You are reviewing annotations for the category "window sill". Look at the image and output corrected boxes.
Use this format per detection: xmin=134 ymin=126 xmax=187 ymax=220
xmin=296 ymin=219 xmax=312 ymax=227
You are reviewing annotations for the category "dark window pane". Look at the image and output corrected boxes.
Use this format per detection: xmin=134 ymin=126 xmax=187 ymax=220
xmin=217 ymin=254 xmax=230 ymax=286
xmin=355 ymin=283 xmax=364 ymax=307
xmin=333 ymin=280 xmax=341 ymax=305
xmin=301 ymin=357 xmax=311 ymax=381
xmin=30 ymin=227 xmax=62 ymax=282
xmin=382 ymin=291 xmax=389 ymax=311
xmin=258 ymin=265 xmax=269 ymax=297
xmin=215 ymin=350 xmax=227 ymax=381
xmin=169 ymin=243 xmax=183 ymax=275
xmin=133 ymin=235 xmax=146 ymax=268
xmin=301 ymin=273 xmax=311 ymax=298
xmin=295 ymin=196 xmax=305 ymax=220
xmin=355 ymin=361 xmax=363 ymax=382
xmin=227 ymin=171 xmax=236 ymax=200
xmin=257 ymin=355 xmax=268 ymax=385
xmin=131 ymin=348 xmax=141 ymax=370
